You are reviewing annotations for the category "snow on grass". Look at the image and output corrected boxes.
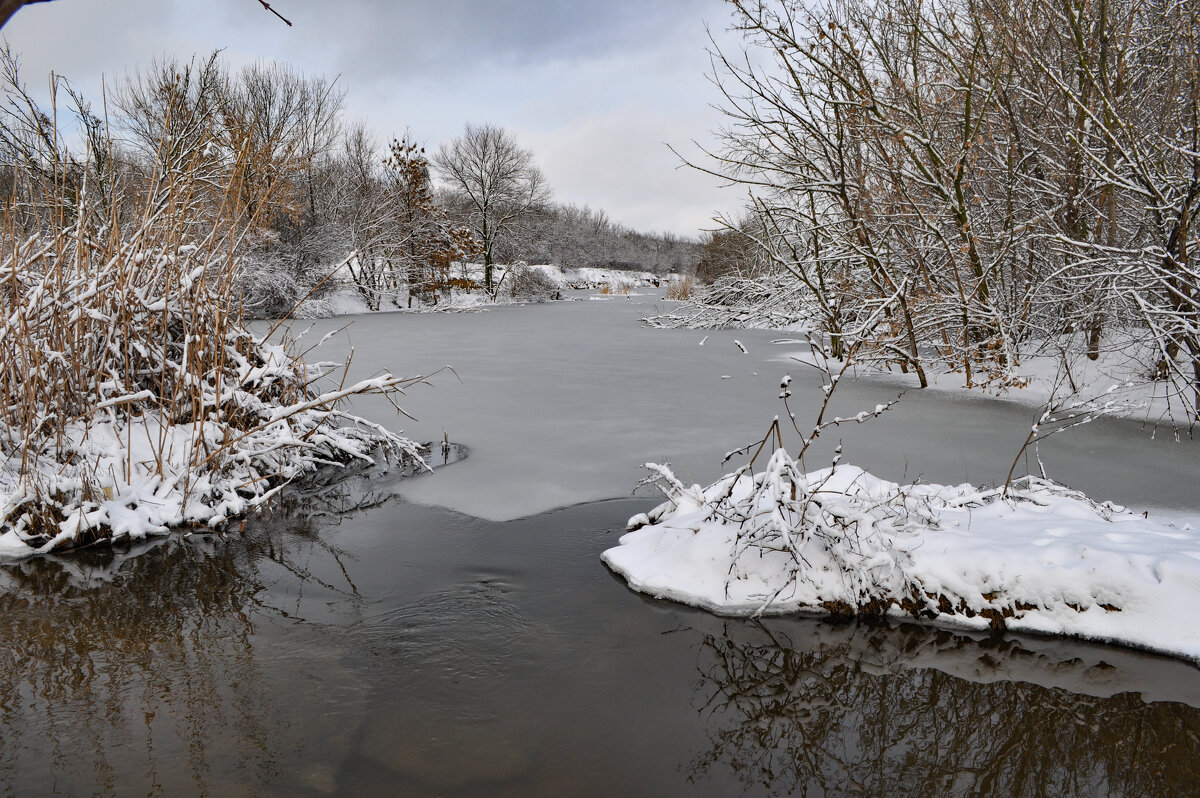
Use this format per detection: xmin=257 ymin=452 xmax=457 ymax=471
xmin=0 ymin=369 xmax=428 ymax=559
xmin=0 ymin=150 xmax=431 ymax=560
xmin=603 ymin=453 xmax=1200 ymax=662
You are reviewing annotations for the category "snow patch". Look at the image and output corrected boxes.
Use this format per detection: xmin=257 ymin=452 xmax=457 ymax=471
xmin=603 ymin=454 xmax=1200 ymax=662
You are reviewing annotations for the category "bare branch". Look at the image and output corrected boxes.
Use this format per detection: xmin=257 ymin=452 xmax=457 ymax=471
xmin=255 ymin=0 xmax=292 ymax=27
xmin=0 ymin=0 xmax=54 ymax=30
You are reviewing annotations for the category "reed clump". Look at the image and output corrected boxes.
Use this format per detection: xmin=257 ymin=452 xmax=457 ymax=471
xmin=0 ymin=77 xmax=426 ymax=556
xmin=664 ymin=275 xmax=694 ymax=300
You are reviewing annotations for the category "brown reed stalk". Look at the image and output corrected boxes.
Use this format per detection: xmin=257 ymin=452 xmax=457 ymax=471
xmin=0 ymin=82 xmax=428 ymax=552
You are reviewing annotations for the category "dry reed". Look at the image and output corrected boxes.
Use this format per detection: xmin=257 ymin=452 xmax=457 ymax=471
xmin=0 ymin=96 xmax=427 ymax=554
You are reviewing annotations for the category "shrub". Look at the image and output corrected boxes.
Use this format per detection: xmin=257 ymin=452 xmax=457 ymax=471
xmin=0 ymin=103 xmax=427 ymax=556
xmin=665 ymin=275 xmax=695 ymax=300
xmin=504 ymin=263 xmax=560 ymax=302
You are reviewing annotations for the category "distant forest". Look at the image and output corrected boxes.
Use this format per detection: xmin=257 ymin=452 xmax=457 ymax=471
xmin=0 ymin=47 xmax=699 ymax=316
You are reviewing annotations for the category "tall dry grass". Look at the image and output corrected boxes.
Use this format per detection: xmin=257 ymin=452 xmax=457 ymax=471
xmin=0 ymin=95 xmax=425 ymax=553
xmin=664 ymin=275 xmax=695 ymax=300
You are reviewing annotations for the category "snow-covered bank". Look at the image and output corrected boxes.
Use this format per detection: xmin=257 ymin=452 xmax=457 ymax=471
xmin=768 ymin=333 xmax=1197 ymax=430
xmin=651 ymin=281 xmax=1200 ymax=428
xmin=0 ymin=360 xmax=429 ymax=561
xmin=603 ymin=455 xmax=1200 ymax=662
xmin=1 ymin=204 xmax=430 ymax=560
xmin=305 ymin=263 xmax=669 ymax=316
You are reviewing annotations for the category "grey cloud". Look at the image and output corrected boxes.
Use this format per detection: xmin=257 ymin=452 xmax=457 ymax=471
xmin=282 ymin=0 xmax=715 ymax=80
xmin=1 ymin=0 xmax=741 ymax=235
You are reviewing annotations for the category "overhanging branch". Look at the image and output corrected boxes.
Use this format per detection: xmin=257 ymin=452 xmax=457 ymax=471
xmin=255 ymin=0 xmax=292 ymax=27
xmin=0 ymin=0 xmax=55 ymax=31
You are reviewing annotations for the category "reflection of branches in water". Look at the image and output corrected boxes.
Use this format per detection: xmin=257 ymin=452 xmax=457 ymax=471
xmin=689 ymin=621 xmax=1200 ymax=796
xmin=0 ymin=537 xmax=275 ymax=795
xmin=273 ymin=441 xmax=467 ymax=523
xmin=0 ymin=451 xmax=431 ymax=797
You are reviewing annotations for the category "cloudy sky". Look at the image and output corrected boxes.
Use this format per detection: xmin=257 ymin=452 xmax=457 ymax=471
xmin=3 ymin=0 xmax=747 ymax=237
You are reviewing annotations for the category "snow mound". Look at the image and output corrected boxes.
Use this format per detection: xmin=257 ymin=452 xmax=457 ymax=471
xmin=603 ymin=452 xmax=1200 ymax=662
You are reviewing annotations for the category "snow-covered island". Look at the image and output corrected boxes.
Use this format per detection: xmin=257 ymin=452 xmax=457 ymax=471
xmin=0 ymin=236 xmax=431 ymax=559
xmin=604 ymin=454 xmax=1200 ymax=662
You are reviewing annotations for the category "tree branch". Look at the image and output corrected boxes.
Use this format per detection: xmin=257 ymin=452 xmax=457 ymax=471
xmin=0 ymin=0 xmax=55 ymax=31
xmin=0 ymin=0 xmax=292 ymax=30
xmin=255 ymin=0 xmax=292 ymax=27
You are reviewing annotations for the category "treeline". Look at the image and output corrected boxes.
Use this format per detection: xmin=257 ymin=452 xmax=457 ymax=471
xmin=696 ymin=0 xmax=1199 ymax=418
xmin=523 ymin=204 xmax=697 ymax=276
xmin=0 ymin=48 xmax=696 ymax=315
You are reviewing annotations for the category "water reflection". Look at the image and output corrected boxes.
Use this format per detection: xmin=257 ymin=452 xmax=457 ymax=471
xmin=0 ymin=538 xmax=274 ymax=795
xmin=0 ymin=463 xmax=392 ymax=797
xmin=1 ymin=490 xmax=1198 ymax=797
xmin=688 ymin=619 xmax=1200 ymax=796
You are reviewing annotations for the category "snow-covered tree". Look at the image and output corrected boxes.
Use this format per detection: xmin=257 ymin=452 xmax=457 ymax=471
xmin=433 ymin=123 xmax=550 ymax=293
xmin=683 ymin=0 xmax=1199 ymax=416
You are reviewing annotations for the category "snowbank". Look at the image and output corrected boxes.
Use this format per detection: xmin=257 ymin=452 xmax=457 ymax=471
xmin=306 ymin=263 xmax=668 ymax=317
xmin=0 ymin=370 xmax=427 ymax=560
xmin=769 ymin=332 xmax=1195 ymax=429
xmin=603 ymin=455 xmax=1200 ymax=662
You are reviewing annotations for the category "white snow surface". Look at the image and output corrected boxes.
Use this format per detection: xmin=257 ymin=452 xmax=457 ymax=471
xmin=603 ymin=458 xmax=1200 ymax=662
xmin=0 ymin=383 xmax=422 ymax=560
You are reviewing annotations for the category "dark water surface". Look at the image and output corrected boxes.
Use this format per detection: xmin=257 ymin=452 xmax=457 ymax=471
xmin=1 ymin=477 xmax=1198 ymax=797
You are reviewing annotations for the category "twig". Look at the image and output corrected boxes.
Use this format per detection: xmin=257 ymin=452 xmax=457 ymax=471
xmin=255 ymin=0 xmax=292 ymax=26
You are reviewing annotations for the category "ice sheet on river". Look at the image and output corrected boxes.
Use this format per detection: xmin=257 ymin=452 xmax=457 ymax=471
xmin=287 ymin=294 xmax=1200 ymax=522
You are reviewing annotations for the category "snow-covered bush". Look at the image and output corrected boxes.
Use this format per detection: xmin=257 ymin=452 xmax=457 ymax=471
xmin=503 ymin=262 xmax=561 ymax=302
xmin=0 ymin=123 xmax=429 ymax=558
xmin=605 ymin=453 xmax=1200 ymax=660
xmin=618 ymin=456 xmax=930 ymax=616
xmin=564 ymin=267 xmax=660 ymax=292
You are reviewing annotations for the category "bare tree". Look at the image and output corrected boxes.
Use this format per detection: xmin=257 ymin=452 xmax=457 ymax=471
xmin=111 ymin=52 xmax=230 ymax=192
xmin=222 ymin=60 xmax=345 ymax=222
xmin=433 ymin=122 xmax=550 ymax=293
xmin=680 ymin=0 xmax=1198 ymax=418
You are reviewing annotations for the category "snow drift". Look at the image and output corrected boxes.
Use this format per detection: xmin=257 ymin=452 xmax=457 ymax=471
xmin=604 ymin=453 xmax=1200 ymax=662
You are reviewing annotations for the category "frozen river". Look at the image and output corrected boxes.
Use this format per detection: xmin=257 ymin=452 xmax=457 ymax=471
xmin=312 ymin=291 xmax=1200 ymax=519
xmin=1 ymin=291 xmax=1198 ymax=796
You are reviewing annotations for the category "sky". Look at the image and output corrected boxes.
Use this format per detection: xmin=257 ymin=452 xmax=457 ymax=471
xmin=2 ymin=0 xmax=748 ymax=238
